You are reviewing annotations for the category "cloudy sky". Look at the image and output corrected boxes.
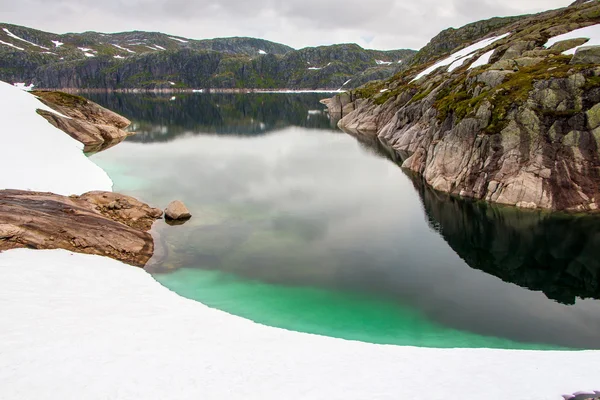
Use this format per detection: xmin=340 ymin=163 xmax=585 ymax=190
xmin=2 ymin=0 xmax=573 ymax=50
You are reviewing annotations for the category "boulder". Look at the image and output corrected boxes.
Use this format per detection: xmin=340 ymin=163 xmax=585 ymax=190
xmin=477 ymin=70 xmax=514 ymax=88
xmin=570 ymin=45 xmax=600 ymax=65
xmin=549 ymin=38 xmax=589 ymax=53
xmin=586 ymin=103 xmax=600 ymax=130
xmin=514 ymin=57 xmax=545 ymax=68
xmin=489 ymin=59 xmax=519 ymax=71
xmin=165 ymin=200 xmax=192 ymax=220
xmin=500 ymin=41 xmax=537 ymax=60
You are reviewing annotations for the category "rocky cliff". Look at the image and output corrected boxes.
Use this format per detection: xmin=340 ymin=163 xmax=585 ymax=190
xmin=0 ymin=23 xmax=415 ymax=89
xmin=325 ymin=1 xmax=600 ymax=212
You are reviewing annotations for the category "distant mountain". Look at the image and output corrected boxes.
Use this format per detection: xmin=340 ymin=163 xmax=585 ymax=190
xmin=0 ymin=23 xmax=415 ymax=89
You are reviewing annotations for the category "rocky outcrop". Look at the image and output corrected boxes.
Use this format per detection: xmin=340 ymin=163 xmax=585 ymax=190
xmin=0 ymin=190 xmax=163 ymax=267
xmin=164 ymin=200 xmax=192 ymax=221
xmin=326 ymin=1 xmax=600 ymax=212
xmin=32 ymin=90 xmax=132 ymax=152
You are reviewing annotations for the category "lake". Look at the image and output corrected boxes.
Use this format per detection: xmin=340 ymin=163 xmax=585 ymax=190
xmin=88 ymin=92 xmax=600 ymax=350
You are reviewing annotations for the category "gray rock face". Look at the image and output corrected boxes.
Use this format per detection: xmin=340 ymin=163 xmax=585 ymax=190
xmin=325 ymin=66 xmax=600 ymax=213
xmin=165 ymin=200 xmax=192 ymax=221
xmin=571 ymin=45 xmax=600 ymax=65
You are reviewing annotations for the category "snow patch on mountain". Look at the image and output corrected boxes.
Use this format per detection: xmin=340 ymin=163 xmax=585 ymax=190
xmin=168 ymin=36 xmax=189 ymax=43
xmin=412 ymin=32 xmax=511 ymax=82
xmin=0 ymin=39 xmax=24 ymax=51
xmin=112 ymin=44 xmax=136 ymax=54
xmin=469 ymin=50 xmax=496 ymax=70
xmin=544 ymin=24 xmax=600 ymax=55
xmin=2 ymin=28 xmax=49 ymax=50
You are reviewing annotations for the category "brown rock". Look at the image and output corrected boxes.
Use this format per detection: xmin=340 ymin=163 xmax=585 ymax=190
xmin=0 ymin=190 xmax=162 ymax=267
xmin=32 ymin=91 xmax=133 ymax=153
xmin=165 ymin=200 xmax=192 ymax=221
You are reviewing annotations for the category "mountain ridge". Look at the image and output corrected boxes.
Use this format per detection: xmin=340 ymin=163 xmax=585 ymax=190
xmin=0 ymin=23 xmax=415 ymax=90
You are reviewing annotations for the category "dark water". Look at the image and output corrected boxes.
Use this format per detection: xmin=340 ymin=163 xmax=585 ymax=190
xmin=88 ymin=92 xmax=600 ymax=349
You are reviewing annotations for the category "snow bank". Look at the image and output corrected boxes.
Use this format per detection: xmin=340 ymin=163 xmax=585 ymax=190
xmin=544 ymin=24 xmax=600 ymax=55
xmin=0 ymin=248 xmax=598 ymax=400
xmin=168 ymin=36 xmax=188 ymax=43
xmin=376 ymin=59 xmax=392 ymax=65
xmin=469 ymin=49 xmax=495 ymax=70
xmin=154 ymin=44 xmax=166 ymax=50
xmin=2 ymin=28 xmax=49 ymax=50
xmin=112 ymin=44 xmax=135 ymax=54
xmin=12 ymin=82 xmax=34 ymax=91
xmin=258 ymin=49 xmax=267 ymax=55
xmin=412 ymin=32 xmax=511 ymax=82
xmin=0 ymin=80 xmax=112 ymax=195
xmin=0 ymin=39 xmax=24 ymax=51
xmin=51 ymin=40 xmax=63 ymax=47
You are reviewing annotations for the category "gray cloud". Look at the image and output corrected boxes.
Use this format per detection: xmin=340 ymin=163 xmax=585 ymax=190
xmin=0 ymin=0 xmax=572 ymax=49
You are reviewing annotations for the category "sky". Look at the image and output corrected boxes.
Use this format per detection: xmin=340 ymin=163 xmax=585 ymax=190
xmin=0 ymin=0 xmax=574 ymax=50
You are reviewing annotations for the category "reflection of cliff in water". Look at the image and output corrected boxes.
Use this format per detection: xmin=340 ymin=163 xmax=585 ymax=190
xmin=356 ymin=134 xmax=600 ymax=305
xmin=84 ymin=92 xmax=339 ymax=142
xmin=415 ymin=167 xmax=600 ymax=306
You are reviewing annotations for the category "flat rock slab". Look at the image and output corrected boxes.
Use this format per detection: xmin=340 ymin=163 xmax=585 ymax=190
xmin=0 ymin=190 xmax=162 ymax=267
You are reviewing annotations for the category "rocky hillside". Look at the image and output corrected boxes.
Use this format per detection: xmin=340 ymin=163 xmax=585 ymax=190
xmin=0 ymin=23 xmax=415 ymax=89
xmin=324 ymin=0 xmax=600 ymax=212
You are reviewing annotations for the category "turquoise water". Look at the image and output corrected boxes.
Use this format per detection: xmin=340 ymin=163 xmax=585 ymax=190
xmin=154 ymin=268 xmax=560 ymax=349
xmin=89 ymin=92 xmax=600 ymax=350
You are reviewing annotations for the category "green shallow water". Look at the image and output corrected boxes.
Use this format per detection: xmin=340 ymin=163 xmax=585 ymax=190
xmin=155 ymin=268 xmax=560 ymax=349
xmin=88 ymin=92 xmax=600 ymax=351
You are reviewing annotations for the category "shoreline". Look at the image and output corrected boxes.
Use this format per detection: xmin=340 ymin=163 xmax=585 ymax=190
xmin=34 ymin=87 xmax=347 ymax=94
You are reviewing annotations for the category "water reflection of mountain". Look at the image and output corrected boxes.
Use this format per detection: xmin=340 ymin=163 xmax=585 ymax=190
xmin=358 ymin=134 xmax=600 ymax=306
xmin=84 ymin=92 xmax=339 ymax=142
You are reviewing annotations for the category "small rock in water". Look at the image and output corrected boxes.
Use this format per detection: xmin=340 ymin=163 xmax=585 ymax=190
xmin=165 ymin=200 xmax=192 ymax=221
